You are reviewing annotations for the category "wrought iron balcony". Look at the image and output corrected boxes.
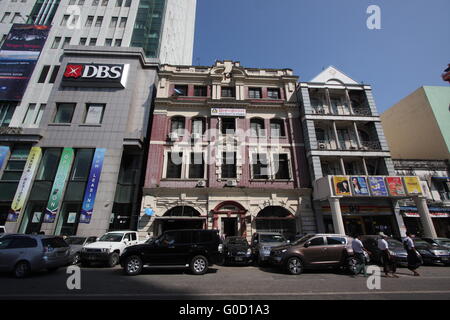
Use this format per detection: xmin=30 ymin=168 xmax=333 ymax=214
xmin=352 ymin=108 xmax=372 ymax=116
xmin=360 ymin=141 xmax=382 ymax=150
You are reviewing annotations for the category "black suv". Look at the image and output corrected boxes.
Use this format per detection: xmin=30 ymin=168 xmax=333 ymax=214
xmin=119 ymin=229 xmax=223 ymax=275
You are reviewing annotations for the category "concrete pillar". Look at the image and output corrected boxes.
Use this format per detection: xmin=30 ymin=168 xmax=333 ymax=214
xmin=361 ymin=157 xmax=369 ymax=175
xmin=413 ymin=196 xmax=437 ymax=238
xmin=339 ymin=157 xmax=346 ymax=175
xmin=345 ymin=88 xmax=353 ymax=115
xmin=332 ymin=121 xmax=340 ymax=149
xmin=328 ymin=197 xmax=346 ymax=235
xmin=353 ymin=121 xmax=362 ymax=149
xmin=325 ymin=88 xmax=332 ymax=114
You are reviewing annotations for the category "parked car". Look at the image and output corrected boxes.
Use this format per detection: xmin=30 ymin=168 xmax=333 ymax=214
xmin=251 ymin=232 xmax=289 ymax=265
xmin=66 ymin=236 xmax=97 ymax=265
xmin=269 ymin=234 xmax=357 ymax=275
xmin=223 ymin=236 xmax=252 ymax=265
xmin=360 ymin=235 xmax=408 ymax=267
xmin=119 ymin=229 xmax=223 ymax=276
xmin=421 ymin=237 xmax=450 ymax=250
xmin=0 ymin=226 xmax=5 ymax=234
xmin=0 ymin=234 xmax=71 ymax=278
xmin=80 ymin=230 xmax=140 ymax=267
xmin=411 ymin=238 xmax=450 ymax=265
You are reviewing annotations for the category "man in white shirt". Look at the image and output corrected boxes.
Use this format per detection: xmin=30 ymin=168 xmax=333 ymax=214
xmin=378 ymin=232 xmax=398 ymax=278
xmin=403 ymin=232 xmax=422 ymax=276
xmin=352 ymin=234 xmax=369 ymax=277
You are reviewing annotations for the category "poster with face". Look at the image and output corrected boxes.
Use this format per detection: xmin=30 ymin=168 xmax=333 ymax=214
xmin=333 ymin=176 xmax=351 ymax=196
xmin=368 ymin=176 xmax=388 ymax=196
xmin=350 ymin=177 xmax=370 ymax=196
xmin=386 ymin=177 xmax=407 ymax=196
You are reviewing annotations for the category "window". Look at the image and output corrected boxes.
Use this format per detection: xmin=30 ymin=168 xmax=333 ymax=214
xmin=221 ymin=118 xmax=235 ymax=135
xmin=174 ymin=85 xmax=188 ymax=96
xmin=105 ymin=38 xmax=112 ymax=46
xmin=327 ymin=237 xmax=346 ymax=245
xmin=192 ymin=118 xmax=205 ymax=135
xmin=270 ymin=119 xmax=285 ymax=137
xmin=89 ymin=38 xmax=97 ymax=46
xmin=194 ymin=85 xmax=207 ymax=97
xmin=84 ymin=104 xmax=105 ymax=124
xmin=267 ymin=88 xmax=280 ymax=99
xmin=125 ymin=0 xmax=131 ymax=7
xmin=110 ymin=16 xmax=118 ymax=27
xmin=71 ymin=149 xmax=94 ymax=181
xmin=116 ymin=0 xmax=122 ymax=6
xmin=85 ymin=16 xmax=94 ymax=27
xmin=37 ymin=65 xmax=50 ymax=83
xmin=252 ymin=153 xmax=269 ymax=179
xmin=35 ymin=149 xmax=61 ymax=181
xmin=34 ymin=104 xmax=45 ymax=125
xmin=0 ymin=102 xmax=16 ymax=127
xmin=101 ymin=0 xmax=108 ymax=5
xmin=309 ymin=237 xmax=325 ymax=246
xmin=1 ymin=146 xmax=29 ymax=181
xmin=54 ymin=103 xmax=75 ymax=124
xmin=92 ymin=0 xmax=99 ymax=5
xmin=9 ymin=237 xmax=37 ymax=249
xmin=170 ymin=117 xmax=185 ymax=136
xmin=78 ymin=0 xmax=85 ymax=4
xmin=222 ymin=152 xmax=236 ymax=179
xmin=1 ymin=13 xmax=11 ymax=23
xmin=119 ymin=17 xmax=127 ymax=27
xmin=274 ymin=154 xmax=290 ymax=180
xmin=79 ymin=37 xmax=87 ymax=45
xmin=248 ymin=88 xmax=262 ymax=99
xmin=51 ymin=37 xmax=61 ymax=49
xmin=189 ymin=153 xmax=204 ymax=179
xmin=61 ymin=14 xmax=70 ymax=26
xmin=166 ymin=152 xmax=183 ymax=179
xmin=22 ymin=104 xmax=36 ymax=125
xmin=114 ymin=39 xmax=122 ymax=47
xmin=221 ymin=87 xmax=235 ymax=98
xmin=62 ymin=37 xmax=71 ymax=48
xmin=95 ymin=16 xmax=103 ymax=27
xmin=49 ymin=66 xmax=59 ymax=83
xmin=12 ymin=13 xmax=21 ymax=23
xmin=250 ymin=118 xmax=265 ymax=137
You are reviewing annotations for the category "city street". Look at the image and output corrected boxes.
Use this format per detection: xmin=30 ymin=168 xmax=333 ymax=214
xmin=1 ymin=264 xmax=450 ymax=300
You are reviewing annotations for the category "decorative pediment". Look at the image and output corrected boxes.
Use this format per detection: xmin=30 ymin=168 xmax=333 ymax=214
xmin=310 ymin=66 xmax=359 ymax=85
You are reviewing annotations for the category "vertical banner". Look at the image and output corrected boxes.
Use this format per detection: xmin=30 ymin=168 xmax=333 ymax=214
xmin=79 ymin=148 xmax=106 ymax=224
xmin=333 ymin=176 xmax=351 ymax=196
xmin=44 ymin=148 xmax=74 ymax=223
xmin=0 ymin=146 xmax=10 ymax=170
xmin=386 ymin=177 xmax=407 ymax=196
xmin=350 ymin=176 xmax=370 ymax=196
xmin=404 ymin=176 xmax=423 ymax=195
xmin=368 ymin=176 xmax=388 ymax=196
xmin=8 ymin=147 xmax=42 ymax=222
xmin=0 ymin=24 xmax=50 ymax=100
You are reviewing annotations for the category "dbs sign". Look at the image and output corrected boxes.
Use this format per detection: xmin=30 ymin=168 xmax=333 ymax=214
xmin=61 ymin=63 xmax=129 ymax=88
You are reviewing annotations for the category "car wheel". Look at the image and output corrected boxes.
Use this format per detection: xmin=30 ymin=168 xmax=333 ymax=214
xmin=124 ymin=255 xmax=143 ymax=276
xmin=72 ymin=253 xmax=81 ymax=265
xmin=108 ymin=252 xmax=119 ymax=268
xmin=286 ymin=257 xmax=303 ymax=275
xmin=347 ymin=257 xmax=358 ymax=274
xmin=14 ymin=261 xmax=31 ymax=278
xmin=190 ymin=255 xmax=208 ymax=275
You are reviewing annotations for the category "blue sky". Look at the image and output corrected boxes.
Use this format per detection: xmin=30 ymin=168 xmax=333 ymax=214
xmin=193 ymin=0 xmax=450 ymax=113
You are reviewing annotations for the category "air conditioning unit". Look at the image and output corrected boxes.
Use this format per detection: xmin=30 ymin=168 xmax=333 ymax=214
xmin=197 ymin=180 xmax=206 ymax=187
xmin=318 ymin=143 xmax=326 ymax=150
xmin=226 ymin=180 xmax=237 ymax=187
xmin=168 ymin=132 xmax=178 ymax=141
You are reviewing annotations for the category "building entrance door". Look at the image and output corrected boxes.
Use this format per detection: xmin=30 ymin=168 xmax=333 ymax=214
xmin=222 ymin=218 xmax=238 ymax=237
xmin=343 ymin=216 xmax=365 ymax=235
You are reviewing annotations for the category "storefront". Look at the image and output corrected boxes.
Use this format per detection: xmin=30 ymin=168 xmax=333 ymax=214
xmin=402 ymin=206 xmax=450 ymax=238
xmin=255 ymin=206 xmax=297 ymax=240
xmin=153 ymin=206 xmax=207 ymax=236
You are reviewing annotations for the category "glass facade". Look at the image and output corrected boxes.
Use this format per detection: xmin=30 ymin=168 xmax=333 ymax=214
xmin=27 ymin=0 xmax=61 ymax=25
xmin=130 ymin=0 xmax=166 ymax=58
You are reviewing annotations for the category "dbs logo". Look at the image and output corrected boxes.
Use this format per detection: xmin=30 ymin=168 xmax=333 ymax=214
xmin=64 ymin=65 xmax=83 ymax=78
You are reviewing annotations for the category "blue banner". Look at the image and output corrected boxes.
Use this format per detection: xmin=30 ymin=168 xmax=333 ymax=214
xmin=368 ymin=176 xmax=388 ymax=196
xmin=0 ymin=146 xmax=10 ymax=170
xmin=79 ymin=148 xmax=106 ymax=224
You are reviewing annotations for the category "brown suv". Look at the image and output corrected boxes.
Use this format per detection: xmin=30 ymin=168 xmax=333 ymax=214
xmin=269 ymin=234 xmax=356 ymax=275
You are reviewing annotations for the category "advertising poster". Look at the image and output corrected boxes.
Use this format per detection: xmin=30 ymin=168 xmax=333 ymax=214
xmin=8 ymin=147 xmax=42 ymax=222
xmin=350 ymin=176 xmax=370 ymax=196
xmin=0 ymin=24 xmax=50 ymax=100
xmin=44 ymin=148 xmax=74 ymax=223
xmin=368 ymin=176 xmax=388 ymax=196
xmin=79 ymin=148 xmax=106 ymax=224
xmin=333 ymin=176 xmax=351 ymax=196
xmin=0 ymin=146 xmax=10 ymax=170
xmin=386 ymin=177 xmax=407 ymax=196
xmin=404 ymin=176 xmax=423 ymax=195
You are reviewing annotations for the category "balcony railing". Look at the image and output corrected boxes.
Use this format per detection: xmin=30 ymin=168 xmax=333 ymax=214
xmin=360 ymin=141 xmax=382 ymax=150
xmin=352 ymin=108 xmax=372 ymax=116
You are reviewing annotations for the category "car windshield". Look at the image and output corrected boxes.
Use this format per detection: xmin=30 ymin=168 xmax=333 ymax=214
xmin=260 ymin=234 xmax=285 ymax=243
xmin=414 ymin=240 xmax=432 ymax=249
xmin=293 ymin=234 xmax=315 ymax=246
xmin=226 ymin=238 xmax=248 ymax=245
xmin=98 ymin=233 xmax=123 ymax=242
xmin=387 ymin=239 xmax=403 ymax=248
xmin=66 ymin=237 xmax=86 ymax=245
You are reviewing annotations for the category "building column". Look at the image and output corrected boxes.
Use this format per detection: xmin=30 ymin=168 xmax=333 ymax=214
xmin=345 ymin=88 xmax=354 ymax=115
xmin=361 ymin=157 xmax=369 ymax=175
xmin=332 ymin=121 xmax=340 ymax=149
xmin=339 ymin=157 xmax=346 ymax=175
xmin=353 ymin=121 xmax=362 ymax=149
xmin=328 ymin=197 xmax=346 ymax=235
xmin=413 ymin=196 xmax=437 ymax=238
xmin=325 ymin=87 xmax=333 ymax=114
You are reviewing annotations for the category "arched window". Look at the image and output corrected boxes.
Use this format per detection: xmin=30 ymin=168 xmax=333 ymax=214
xmin=170 ymin=116 xmax=185 ymax=136
xmin=250 ymin=118 xmax=265 ymax=137
xmin=270 ymin=119 xmax=285 ymax=137
xmin=192 ymin=117 xmax=206 ymax=135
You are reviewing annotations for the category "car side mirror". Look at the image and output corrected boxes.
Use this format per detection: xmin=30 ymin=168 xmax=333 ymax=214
xmin=304 ymin=242 xmax=310 ymax=248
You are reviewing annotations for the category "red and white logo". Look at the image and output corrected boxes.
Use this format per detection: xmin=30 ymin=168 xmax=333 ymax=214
xmin=64 ymin=64 xmax=83 ymax=78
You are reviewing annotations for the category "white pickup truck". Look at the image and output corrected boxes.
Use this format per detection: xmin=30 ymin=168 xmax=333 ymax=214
xmin=80 ymin=230 xmax=140 ymax=267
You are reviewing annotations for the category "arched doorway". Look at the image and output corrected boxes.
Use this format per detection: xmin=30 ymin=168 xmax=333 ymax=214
xmin=255 ymin=206 xmax=297 ymax=240
xmin=155 ymin=206 xmax=205 ymax=235
xmin=212 ymin=201 xmax=247 ymax=238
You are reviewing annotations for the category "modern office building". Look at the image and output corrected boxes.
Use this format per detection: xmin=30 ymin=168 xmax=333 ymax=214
xmin=295 ymin=66 xmax=434 ymax=238
xmin=138 ymin=60 xmax=315 ymax=241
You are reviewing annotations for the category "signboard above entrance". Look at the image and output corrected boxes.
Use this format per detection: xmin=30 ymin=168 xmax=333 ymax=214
xmin=211 ymin=108 xmax=246 ymax=117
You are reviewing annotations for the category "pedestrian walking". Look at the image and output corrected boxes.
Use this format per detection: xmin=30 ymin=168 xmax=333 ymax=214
xmin=403 ymin=232 xmax=422 ymax=276
xmin=378 ymin=232 xmax=398 ymax=278
xmin=351 ymin=234 xmax=369 ymax=277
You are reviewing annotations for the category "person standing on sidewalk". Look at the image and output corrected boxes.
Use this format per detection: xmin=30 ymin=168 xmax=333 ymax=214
xmin=403 ymin=232 xmax=422 ymax=276
xmin=378 ymin=232 xmax=398 ymax=278
xmin=352 ymin=234 xmax=369 ymax=277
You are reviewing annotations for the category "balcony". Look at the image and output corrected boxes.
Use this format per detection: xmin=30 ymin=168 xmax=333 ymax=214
xmin=360 ymin=141 xmax=382 ymax=151
xmin=352 ymin=108 xmax=372 ymax=116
